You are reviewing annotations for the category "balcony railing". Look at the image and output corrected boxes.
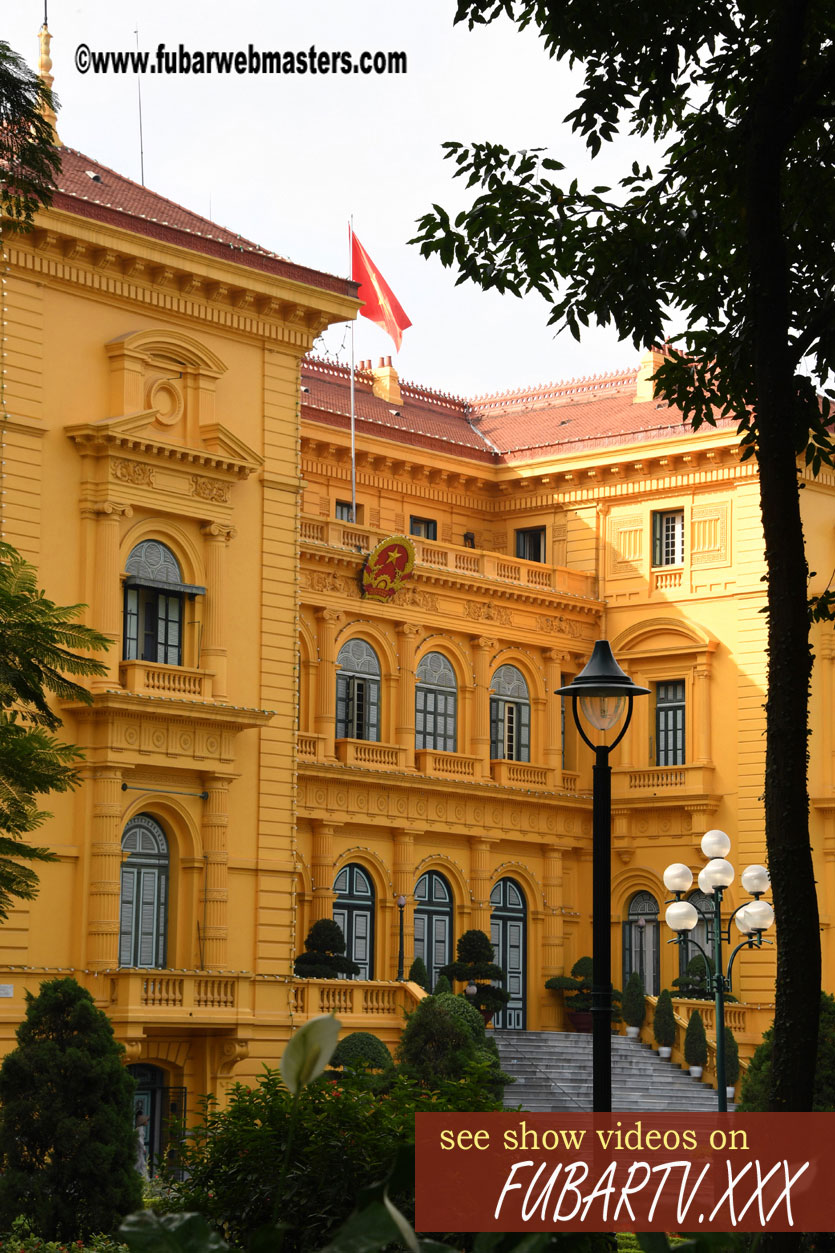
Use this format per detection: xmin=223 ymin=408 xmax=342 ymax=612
xmin=105 ymin=970 xmax=252 ymax=1021
xmin=414 ymin=749 xmax=480 ymax=781
xmin=615 ymin=763 xmax=715 ymax=798
xmin=299 ymin=515 xmax=597 ymax=600
xmin=119 ymin=660 xmax=213 ymax=700
xmin=490 ymin=760 xmax=553 ymax=788
xmin=335 ymin=739 xmax=407 ymax=769
xmin=289 ymin=978 xmax=425 ymax=1025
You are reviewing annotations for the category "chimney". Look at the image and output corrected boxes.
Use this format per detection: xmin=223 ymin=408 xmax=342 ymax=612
xmin=634 ymin=346 xmax=665 ymax=403
xmin=370 ymin=355 xmax=402 ymax=405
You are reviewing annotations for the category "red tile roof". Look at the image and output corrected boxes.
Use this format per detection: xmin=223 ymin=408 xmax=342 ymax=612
xmin=301 ymin=359 xmax=737 ymax=463
xmin=51 ymin=148 xmax=355 ymax=299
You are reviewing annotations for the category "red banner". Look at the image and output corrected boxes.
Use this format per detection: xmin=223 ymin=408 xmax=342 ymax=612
xmin=415 ymin=1113 xmax=835 ymax=1234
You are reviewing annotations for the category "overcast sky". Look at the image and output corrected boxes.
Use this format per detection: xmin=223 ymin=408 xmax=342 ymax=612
xmin=6 ymin=1 xmax=651 ymax=398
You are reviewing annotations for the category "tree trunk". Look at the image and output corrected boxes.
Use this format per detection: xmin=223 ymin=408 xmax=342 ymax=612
xmin=746 ymin=0 xmax=820 ymax=1115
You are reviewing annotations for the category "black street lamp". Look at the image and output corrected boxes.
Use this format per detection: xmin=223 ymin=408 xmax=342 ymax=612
xmin=663 ymin=831 xmax=774 ymax=1110
xmin=556 ymin=640 xmax=649 ymax=1113
xmin=396 ymin=895 xmax=406 ymax=981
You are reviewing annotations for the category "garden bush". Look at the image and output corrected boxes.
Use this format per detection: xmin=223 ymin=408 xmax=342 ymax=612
xmin=396 ymin=994 xmax=475 ymax=1082
xmin=0 ymin=977 xmax=141 ymax=1240
xmin=0 ymin=1216 xmax=127 ymax=1253
xmin=432 ymin=973 xmax=451 ymax=995
xmin=439 ymin=929 xmax=511 ymax=1016
xmin=407 ymin=956 xmax=429 ymax=990
xmin=683 ymin=1009 xmax=707 ymax=1068
xmin=652 ymin=989 xmax=676 ymax=1049
xmin=622 ymin=970 xmax=646 ymax=1028
xmin=738 ymin=991 xmax=835 ymax=1111
xmin=293 ymin=918 xmax=360 ymax=979
xmin=433 ymin=992 xmax=485 ymax=1042
xmin=330 ymin=1031 xmax=392 ymax=1072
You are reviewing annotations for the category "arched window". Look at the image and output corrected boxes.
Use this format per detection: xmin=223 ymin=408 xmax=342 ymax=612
xmin=415 ymin=652 xmax=457 ymax=752
xmin=119 ymin=814 xmax=169 ymax=968
xmin=490 ymin=665 xmax=530 ymax=762
xmin=333 ymin=863 xmax=375 ymax=979
xmin=414 ymin=870 xmax=453 ymax=989
xmin=123 ymin=540 xmax=204 ymax=666
xmin=622 ymin=890 xmax=660 ymax=995
xmin=490 ymin=877 xmax=526 ymax=1028
xmin=336 ymin=640 xmax=381 ymax=741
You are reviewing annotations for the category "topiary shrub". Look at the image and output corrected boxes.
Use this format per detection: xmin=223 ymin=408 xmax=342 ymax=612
xmin=653 ymin=988 xmax=676 ymax=1049
xmin=434 ymin=992 xmax=486 ymax=1043
xmin=623 ymin=970 xmax=646 ymax=1028
xmin=330 ymin=1031 xmax=392 ymax=1072
xmin=407 ymin=956 xmax=429 ymax=990
xmin=673 ymin=953 xmax=714 ymax=999
xmin=293 ymin=918 xmax=360 ymax=979
xmin=0 ymin=977 xmax=142 ymax=1239
xmin=396 ymin=995 xmax=475 ymax=1082
xmin=432 ymin=973 xmax=452 ymax=995
xmin=545 ymin=957 xmax=622 ymax=1022
xmin=439 ymin=929 xmax=511 ymax=1016
xmin=684 ymin=1009 xmax=707 ymax=1068
xmin=738 ymin=991 xmax=835 ymax=1111
xmin=722 ymin=1025 xmax=740 ymax=1088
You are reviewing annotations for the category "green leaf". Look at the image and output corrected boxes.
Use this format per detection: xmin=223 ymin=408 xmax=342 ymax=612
xmin=120 ymin=1211 xmax=230 ymax=1253
xmin=279 ymin=1013 xmax=341 ymax=1094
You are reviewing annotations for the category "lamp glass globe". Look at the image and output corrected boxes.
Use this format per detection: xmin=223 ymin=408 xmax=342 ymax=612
xmin=578 ymin=692 xmax=626 ymax=731
xmin=702 ymin=858 xmax=735 ymax=889
xmin=734 ymin=905 xmax=754 ymax=935
xmin=741 ymin=864 xmax=770 ymax=895
xmin=665 ymin=900 xmax=699 ymax=932
xmin=701 ymin=829 xmax=732 ymax=859
xmin=663 ymin=862 xmax=694 ymax=893
xmin=745 ymin=899 xmax=775 ymax=932
xmin=697 ymin=868 xmax=715 ymax=896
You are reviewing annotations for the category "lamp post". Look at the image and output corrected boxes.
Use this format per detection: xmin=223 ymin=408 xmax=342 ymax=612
xmin=396 ymin=895 xmax=406 ymax=981
xmin=663 ymin=830 xmax=774 ymax=1110
xmin=556 ymin=640 xmax=649 ymax=1113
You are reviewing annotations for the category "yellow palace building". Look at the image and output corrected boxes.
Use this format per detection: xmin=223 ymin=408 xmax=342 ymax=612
xmin=1 ymin=25 xmax=835 ymax=1149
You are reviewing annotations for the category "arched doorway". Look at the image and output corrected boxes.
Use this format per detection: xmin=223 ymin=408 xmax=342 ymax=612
xmin=128 ymin=1063 xmax=186 ymax=1177
xmin=622 ymin=891 xmax=660 ymax=995
xmin=414 ymin=870 xmax=453 ymax=990
xmin=490 ymin=877 xmax=527 ymax=1029
xmin=119 ymin=814 xmax=169 ymax=968
xmin=333 ymin=863 xmax=375 ymax=979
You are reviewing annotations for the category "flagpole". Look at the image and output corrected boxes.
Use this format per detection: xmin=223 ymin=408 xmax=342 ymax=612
xmin=348 ymin=217 xmax=357 ymax=526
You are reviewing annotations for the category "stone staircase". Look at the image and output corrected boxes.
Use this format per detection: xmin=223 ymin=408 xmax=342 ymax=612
xmin=494 ymin=1030 xmax=732 ymax=1113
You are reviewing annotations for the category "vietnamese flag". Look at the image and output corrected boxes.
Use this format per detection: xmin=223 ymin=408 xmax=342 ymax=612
xmin=351 ymin=232 xmax=412 ymax=352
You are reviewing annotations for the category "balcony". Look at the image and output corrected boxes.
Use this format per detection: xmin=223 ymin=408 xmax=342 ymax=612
xmin=299 ymin=515 xmax=597 ymax=601
xmin=119 ymin=660 xmax=213 ymax=700
xmin=335 ymin=739 xmax=407 ymax=769
xmin=104 ymin=970 xmax=252 ymax=1026
xmin=490 ymin=760 xmax=553 ymax=789
xmin=415 ymin=749 xmax=480 ymax=781
xmin=614 ymin=763 xmax=715 ymax=800
xmin=288 ymin=978 xmax=424 ymax=1031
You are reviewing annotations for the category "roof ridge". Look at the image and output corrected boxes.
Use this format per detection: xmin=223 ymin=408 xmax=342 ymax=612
xmin=470 ymin=367 xmax=638 ymax=409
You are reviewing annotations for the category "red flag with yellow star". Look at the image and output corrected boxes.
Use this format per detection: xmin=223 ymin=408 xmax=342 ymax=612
xmin=351 ymin=232 xmax=412 ymax=351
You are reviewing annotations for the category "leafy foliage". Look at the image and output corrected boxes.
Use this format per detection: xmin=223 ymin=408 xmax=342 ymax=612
xmin=432 ymin=974 xmax=451 ymax=995
xmin=0 ymin=41 xmax=61 ymax=232
xmin=413 ymin=0 xmax=835 ymax=1110
xmin=330 ymin=1031 xmax=393 ymax=1072
xmin=652 ymin=989 xmax=676 ymax=1049
xmin=673 ymin=954 xmax=714 ymax=1000
xmin=407 ymin=956 xmax=430 ymax=990
xmin=545 ymin=957 xmax=622 ymax=1021
xmin=0 ymin=544 xmax=109 ymax=918
xmin=722 ymin=1025 xmax=740 ymax=1088
xmin=439 ymin=929 xmax=511 ymax=1015
xmin=738 ymin=992 xmax=835 ymax=1112
xmin=0 ymin=977 xmax=142 ymax=1239
xmin=622 ymin=970 xmax=646 ymax=1028
xmin=0 ymin=1216 xmax=128 ymax=1253
xmin=683 ymin=1010 xmax=707 ymax=1068
xmin=293 ymin=918 xmax=360 ymax=979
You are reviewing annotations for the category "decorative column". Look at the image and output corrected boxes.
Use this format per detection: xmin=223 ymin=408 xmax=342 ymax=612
xmin=311 ymin=821 xmax=337 ymax=921
xmin=393 ymin=828 xmax=416 ymax=976
xmin=542 ymin=844 xmax=565 ymax=1027
xmin=396 ymin=623 xmax=421 ymax=769
xmin=469 ymin=835 xmax=493 ymax=933
xmin=693 ymin=652 xmax=714 ymax=765
xmin=87 ymin=764 xmax=124 ymax=969
xmin=314 ymin=609 xmax=342 ymax=761
xmin=200 ymin=774 xmax=230 ymax=969
xmin=88 ymin=501 xmax=132 ymax=689
xmin=543 ymin=649 xmax=564 ymax=781
xmin=472 ymin=637 xmax=496 ymax=781
xmin=200 ymin=523 xmax=236 ymax=700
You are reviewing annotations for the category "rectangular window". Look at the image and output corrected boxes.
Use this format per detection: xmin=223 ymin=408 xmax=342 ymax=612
xmin=652 ymin=510 xmax=684 ymax=566
xmin=124 ymin=586 xmax=183 ymax=666
xmin=656 ymin=680 xmax=685 ymax=766
xmin=490 ymin=700 xmax=530 ymax=762
xmin=515 ymin=527 xmax=546 ymax=563
xmin=336 ymin=674 xmax=380 ymax=741
xmin=336 ymin=501 xmax=363 ymax=522
xmin=410 ymin=516 xmax=437 ymax=540
xmin=415 ymin=687 xmax=456 ymax=752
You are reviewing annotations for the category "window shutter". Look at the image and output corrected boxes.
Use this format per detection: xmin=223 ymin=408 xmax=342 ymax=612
xmin=653 ymin=512 xmax=663 ymax=566
xmin=490 ymin=698 xmax=503 ymax=759
xmin=413 ymin=913 xmax=426 ymax=962
xmin=366 ymin=679 xmax=380 ymax=741
xmin=138 ymin=869 xmax=159 ymax=967
xmin=124 ymin=588 xmax=139 ymax=660
xmin=336 ymin=674 xmax=349 ymax=739
xmin=519 ymin=702 xmax=531 ymax=762
xmin=120 ymin=867 xmax=137 ymax=966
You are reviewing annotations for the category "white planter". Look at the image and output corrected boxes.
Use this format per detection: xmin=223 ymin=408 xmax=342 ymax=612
xmin=726 ymin=1086 xmax=736 ymax=1101
xmin=625 ymin=1026 xmax=641 ymax=1040
xmin=689 ymin=1065 xmax=703 ymax=1079
xmin=658 ymin=1046 xmax=672 ymax=1059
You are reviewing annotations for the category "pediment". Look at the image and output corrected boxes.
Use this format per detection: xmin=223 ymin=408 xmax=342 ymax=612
xmin=66 ymin=411 xmax=262 ymax=477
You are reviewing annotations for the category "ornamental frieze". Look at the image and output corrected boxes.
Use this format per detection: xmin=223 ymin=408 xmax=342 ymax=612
xmin=191 ymin=475 xmax=231 ymax=503
xmin=112 ymin=458 xmax=154 ymax=486
xmin=535 ymin=614 xmax=594 ymax=639
xmin=464 ymin=600 xmax=513 ymax=626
